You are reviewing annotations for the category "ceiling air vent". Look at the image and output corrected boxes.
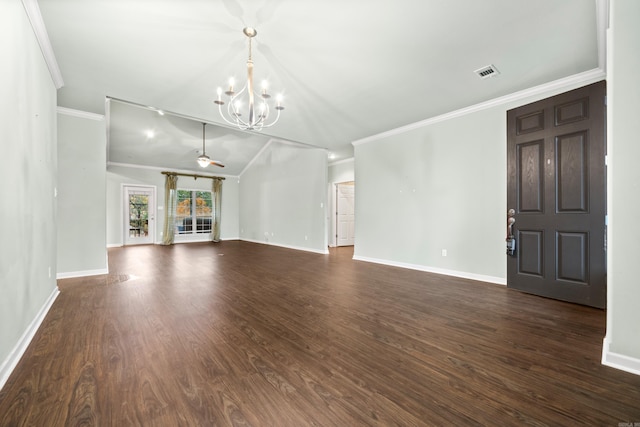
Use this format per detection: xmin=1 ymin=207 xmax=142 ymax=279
xmin=474 ymin=64 xmax=500 ymax=79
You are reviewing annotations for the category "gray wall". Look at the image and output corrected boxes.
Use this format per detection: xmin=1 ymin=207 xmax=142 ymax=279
xmin=0 ymin=0 xmax=58 ymax=378
xmin=353 ymin=79 xmax=605 ymax=284
xmin=605 ymin=0 xmax=640 ymax=370
xmin=106 ymin=165 xmax=239 ymax=245
xmin=240 ymin=141 xmax=328 ymax=253
xmin=57 ymin=111 xmax=107 ymax=276
xmin=353 ymin=108 xmax=506 ymax=282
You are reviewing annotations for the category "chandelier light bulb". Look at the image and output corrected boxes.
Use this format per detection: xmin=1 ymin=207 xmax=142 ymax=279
xmin=225 ymin=77 xmax=235 ymax=96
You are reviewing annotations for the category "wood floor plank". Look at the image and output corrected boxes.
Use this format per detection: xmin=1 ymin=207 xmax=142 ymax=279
xmin=1 ymin=241 xmax=640 ymax=426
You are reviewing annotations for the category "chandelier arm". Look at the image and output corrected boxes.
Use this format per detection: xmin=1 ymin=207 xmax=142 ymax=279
xmin=257 ymin=107 xmax=281 ymax=129
xmin=221 ymin=85 xmax=253 ymax=129
xmin=258 ymin=95 xmax=270 ymax=123
xmin=216 ymin=103 xmax=240 ymax=127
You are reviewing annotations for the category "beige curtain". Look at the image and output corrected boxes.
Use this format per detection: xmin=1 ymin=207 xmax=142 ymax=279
xmin=211 ymin=178 xmax=223 ymax=242
xmin=162 ymin=174 xmax=178 ymax=245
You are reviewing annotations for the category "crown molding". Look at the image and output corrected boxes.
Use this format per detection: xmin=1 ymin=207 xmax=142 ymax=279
xmin=21 ymin=0 xmax=64 ymax=89
xmin=353 ymin=68 xmax=606 ymax=147
xmin=107 ymin=162 xmax=238 ymax=179
xmin=57 ymin=107 xmax=104 ymax=121
xmin=329 ymin=157 xmax=354 ymax=167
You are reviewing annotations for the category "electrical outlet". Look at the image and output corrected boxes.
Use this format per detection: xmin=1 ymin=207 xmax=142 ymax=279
xmin=441 ymin=249 xmax=447 ymax=257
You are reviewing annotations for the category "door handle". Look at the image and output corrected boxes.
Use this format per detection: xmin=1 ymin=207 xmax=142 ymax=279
xmin=506 ymin=209 xmax=516 ymax=256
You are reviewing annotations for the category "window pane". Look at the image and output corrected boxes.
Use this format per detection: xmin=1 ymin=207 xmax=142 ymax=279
xmin=129 ymin=194 xmax=149 ymax=237
xmin=195 ymin=192 xmax=212 ymax=233
xmin=174 ymin=190 xmax=212 ymax=235
xmin=176 ymin=190 xmax=192 ymax=234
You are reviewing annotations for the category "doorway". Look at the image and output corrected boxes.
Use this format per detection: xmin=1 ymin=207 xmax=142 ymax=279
xmin=123 ymin=185 xmax=156 ymax=245
xmin=336 ymin=182 xmax=355 ymax=247
xmin=506 ymin=81 xmax=606 ymax=308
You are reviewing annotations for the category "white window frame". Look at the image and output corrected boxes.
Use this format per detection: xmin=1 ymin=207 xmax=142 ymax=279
xmin=173 ymin=188 xmax=213 ymax=243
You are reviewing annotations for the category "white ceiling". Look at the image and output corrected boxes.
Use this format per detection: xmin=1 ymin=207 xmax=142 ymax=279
xmin=38 ymin=0 xmax=602 ymax=174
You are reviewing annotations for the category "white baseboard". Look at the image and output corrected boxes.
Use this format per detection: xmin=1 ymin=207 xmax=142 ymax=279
xmin=0 ymin=286 xmax=60 ymax=391
xmin=352 ymin=255 xmax=506 ymax=286
xmin=241 ymin=238 xmax=329 ymax=255
xmin=56 ymin=268 xmax=108 ymax=279
xmin=602 ymin=336 xmax=640 ymax=376
xmin=153 ymin=238 xmax=240 ymax=246
xmin=107 ymin=243 xmax=123 ymax=248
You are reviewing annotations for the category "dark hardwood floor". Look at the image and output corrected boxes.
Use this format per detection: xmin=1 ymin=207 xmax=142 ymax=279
xmin=1 ymin=241 xmax=639 ymax=426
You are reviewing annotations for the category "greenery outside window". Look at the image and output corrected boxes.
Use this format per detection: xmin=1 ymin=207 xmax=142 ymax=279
xmin=129 ymin=194 xmax=149 ymax=237
xmin=175 ymin=190 xmax=213 ymax=235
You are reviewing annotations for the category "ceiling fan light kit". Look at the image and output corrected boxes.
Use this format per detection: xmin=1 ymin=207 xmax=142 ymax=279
xmin=214 ymin=27 xmax=284 ymax=131
xmin=196 ymin=154 xmax=211 ymax=168
xmin=197 ymin=123 xmax=224 ymax=168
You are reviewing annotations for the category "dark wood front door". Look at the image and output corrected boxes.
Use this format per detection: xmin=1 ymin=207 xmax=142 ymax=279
xmin=506 ymin=81 xmax=606 ymax=308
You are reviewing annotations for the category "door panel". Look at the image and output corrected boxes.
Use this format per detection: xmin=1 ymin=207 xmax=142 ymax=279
xmin=507 ymin=81 xmax=606 ymax=308
xmin=518 ymin=230 xmax=543 ymax=276
xmin=557 ymin=231 xmax=588 ymax=282
xmin=556 ymin=132 xmax=588 ymax=212
xmin=517 ymin=140 xmax=544 ymax=212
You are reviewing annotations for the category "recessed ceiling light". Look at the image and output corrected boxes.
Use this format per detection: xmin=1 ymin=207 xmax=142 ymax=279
xmin=145 ymin=130 xmax=155 ymax=138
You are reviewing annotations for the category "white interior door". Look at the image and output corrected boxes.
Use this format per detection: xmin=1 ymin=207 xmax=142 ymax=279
xmin=336 ymin=183 xmax=355 ymax=246
xmin=124 ymin=185 xmax=155 ymax=245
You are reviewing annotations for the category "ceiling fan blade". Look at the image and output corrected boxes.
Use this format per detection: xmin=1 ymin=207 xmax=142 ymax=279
xmin=210 ymin=160 xmax=225 ymax=168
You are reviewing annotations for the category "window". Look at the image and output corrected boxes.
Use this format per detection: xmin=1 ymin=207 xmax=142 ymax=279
xmin=175 ymin=190 xmax=213 ymax=235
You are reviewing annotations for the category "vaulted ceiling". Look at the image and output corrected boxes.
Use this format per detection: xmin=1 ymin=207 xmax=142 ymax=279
xmin=38 ymin=0 xmax=603 ymax=174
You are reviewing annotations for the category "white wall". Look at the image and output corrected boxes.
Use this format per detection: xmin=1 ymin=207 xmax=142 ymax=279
xmin=106 ymin=165 xmax=239 ymax=245
xmin=0 ymin=0 xmax=58 ymax=384
xmin=328 ymin=158 xmax=355 ymax=184
xmin=57 ymin=110 xmax=107 ymax=277
xmin=240 ymin=141 xmax=328 ymax=253
xmin=603 ymin=0 xmax=640 ymax=374
xmin=353 ymin=76 xmax=605 ymax=284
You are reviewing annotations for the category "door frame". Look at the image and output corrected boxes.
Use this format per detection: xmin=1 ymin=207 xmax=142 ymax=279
xmin=122 ymin=184 xmax=157 ymax=245
xmin=328 ymin=180 xmax=355 ymax=247
xmin=335 ymin=181 xmax=355 ymax=247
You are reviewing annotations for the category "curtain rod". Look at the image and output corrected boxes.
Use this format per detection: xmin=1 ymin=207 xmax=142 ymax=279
xmin=161 ymin=171 xmax=226 ymax=180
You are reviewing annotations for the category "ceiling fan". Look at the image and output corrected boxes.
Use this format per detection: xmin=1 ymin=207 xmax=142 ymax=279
xmin=196 ymin=123 xmax=224 ymax=168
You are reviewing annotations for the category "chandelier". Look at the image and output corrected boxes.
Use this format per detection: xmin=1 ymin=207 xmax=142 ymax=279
xmin=214 ymin=27 xmax=284 ymax=131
